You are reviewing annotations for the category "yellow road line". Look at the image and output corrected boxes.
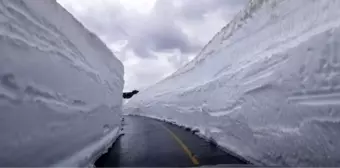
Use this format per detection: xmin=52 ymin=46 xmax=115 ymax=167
xmin=159 ymin=124 xmax=200 ymax=166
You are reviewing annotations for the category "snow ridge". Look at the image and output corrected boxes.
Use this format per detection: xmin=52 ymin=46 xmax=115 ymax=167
xmin=0 ymin=0 xmax=123 ymax=166
xmin=126 ymin=0 xmax=340 ymax=166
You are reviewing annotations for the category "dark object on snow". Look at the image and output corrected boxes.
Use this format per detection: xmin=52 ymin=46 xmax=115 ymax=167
xmin=192 ymin=129 xmax=200 ymax=134
xmin=123 ymin=90 xmax=139 ymax=99
xmin=185 ymin=127 xmax=192 ymax=132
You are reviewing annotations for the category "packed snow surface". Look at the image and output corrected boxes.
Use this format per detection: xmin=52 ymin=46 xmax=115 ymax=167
xmin=126 ymin=0 xmax=340 ymax=166
xmin=0 ymin=0 xmax=124 ymax=166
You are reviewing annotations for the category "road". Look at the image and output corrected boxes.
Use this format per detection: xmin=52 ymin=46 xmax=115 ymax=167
xmin=95 ymin=115 xmax=251 ymax=167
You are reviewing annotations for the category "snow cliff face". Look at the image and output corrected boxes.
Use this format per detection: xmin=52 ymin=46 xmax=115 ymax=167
xmin=0 ymin=0 xmax=124 ymax=166
xmin=126 ymin=0 xmax=340 ymax=166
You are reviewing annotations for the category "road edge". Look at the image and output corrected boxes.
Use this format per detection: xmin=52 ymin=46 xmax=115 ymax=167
xmin=51 ymin=127 xmax=121 ymax=167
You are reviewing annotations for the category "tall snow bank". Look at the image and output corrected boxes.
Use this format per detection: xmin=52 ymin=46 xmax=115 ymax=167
xmin=126 ymin=0 xmax=340 ymax=166
xmin=0 ymin=0 xmax=123 ymax=166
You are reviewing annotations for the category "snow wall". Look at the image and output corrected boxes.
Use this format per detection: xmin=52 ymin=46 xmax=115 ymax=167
xmin=0 ymin=0 xmax=124 ymax=166
xmin=125 ymin=0 xmax=340 ymax=166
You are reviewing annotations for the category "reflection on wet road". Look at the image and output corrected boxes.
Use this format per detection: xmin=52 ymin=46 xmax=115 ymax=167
xmin=95 ymin=116 xmax=251 ymax=167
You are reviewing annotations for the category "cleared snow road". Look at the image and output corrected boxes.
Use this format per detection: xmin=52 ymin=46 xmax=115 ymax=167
xmin=95 ymin=115 xmax=251 ymax=167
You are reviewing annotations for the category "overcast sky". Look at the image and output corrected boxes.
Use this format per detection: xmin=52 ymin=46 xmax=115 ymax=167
xmin=57 ymin=0 xmax=247 ymax=91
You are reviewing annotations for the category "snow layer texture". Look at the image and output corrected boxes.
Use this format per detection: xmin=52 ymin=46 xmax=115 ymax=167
xmin=126 ymin=0 xmax=340 ymax=166
xmin=0 ymin=0 xmax=124 ymax=166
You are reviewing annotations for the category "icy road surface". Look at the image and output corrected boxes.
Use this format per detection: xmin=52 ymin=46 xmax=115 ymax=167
xmin=95 ymin=115 xmax=251 ymax=167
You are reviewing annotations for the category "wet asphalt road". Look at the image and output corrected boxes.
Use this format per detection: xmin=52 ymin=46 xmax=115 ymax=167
xmin=95 ymin=115 xmax=251 ymax=167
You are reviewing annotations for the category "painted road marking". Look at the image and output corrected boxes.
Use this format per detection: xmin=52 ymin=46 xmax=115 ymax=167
xmin=159 ymin=123 xmax=200 ymax=166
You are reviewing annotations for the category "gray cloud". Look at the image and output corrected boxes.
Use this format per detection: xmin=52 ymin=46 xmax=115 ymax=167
xmin=178 ymin=0 xmax=247 ymax=20
xmin=63 ymin=0 xmax=246 ymax=59
xmin=127 ymin=19 xmax=200 ymax=58
xmin=58 ymin=0 xmax=247 ymax=90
